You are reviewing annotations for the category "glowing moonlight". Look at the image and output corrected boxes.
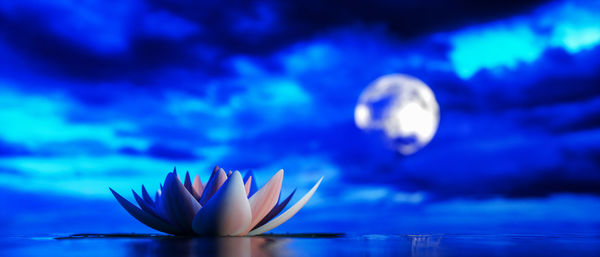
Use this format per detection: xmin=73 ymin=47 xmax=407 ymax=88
xmin=354 ymin=74 xmax=440 ymax=155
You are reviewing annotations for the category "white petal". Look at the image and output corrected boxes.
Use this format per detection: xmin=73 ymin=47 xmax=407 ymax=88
xmin=192 ymin=171 xmax=252 ymax=236
xmin=248 ymin=177 xmax=323 ymax=236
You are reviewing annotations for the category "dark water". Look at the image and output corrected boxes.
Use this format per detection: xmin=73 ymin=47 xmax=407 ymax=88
xmin=1 ymin=233 xmax=599 ymax=257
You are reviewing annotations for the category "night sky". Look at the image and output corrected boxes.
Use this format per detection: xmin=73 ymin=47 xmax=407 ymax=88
xmin=1 ymin=0 xmax=600 ymax=235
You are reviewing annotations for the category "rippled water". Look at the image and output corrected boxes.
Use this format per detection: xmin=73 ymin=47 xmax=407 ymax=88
xmin=1 ymin=233 xmax=599 ymax=257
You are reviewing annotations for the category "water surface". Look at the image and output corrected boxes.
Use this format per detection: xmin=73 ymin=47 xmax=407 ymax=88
xmin=2 ymin=233 xmax=599 ymax=257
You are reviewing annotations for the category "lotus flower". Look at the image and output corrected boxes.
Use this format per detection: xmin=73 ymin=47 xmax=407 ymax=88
xmin=109 ymin=166 xmax=322 ymax=236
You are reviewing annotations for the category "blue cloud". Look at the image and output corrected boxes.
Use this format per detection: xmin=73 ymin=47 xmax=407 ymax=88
xmin=0 ymin=140 xmax=31 ymax=157
xmin=448 ymin=0 xmax=600 ymax=78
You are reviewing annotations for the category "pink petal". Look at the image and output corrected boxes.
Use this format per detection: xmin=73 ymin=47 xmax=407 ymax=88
xmin=192 ymin=175 xmax=204 ymax=200
xmin=248 ymin=177 xmax=323 ymax=236
xmin=160 ymin=172 xmax=201 ymax=233
xmin=244 ymin=176 xmax=252 ymax=196
xmin=199 ymin=168 xmax=228 ymax=205
xmin=192 ymin=171 xmax=252 ymax=236
xmin=109 ymin=188 xmax=180 ymax=234
xmin=254 ymin=189 xmax=296 ymax=229
xmin=243 ymin=170 xmax=259 ymax=197
xmin=242 ymin=169 xmax=283 ymax=235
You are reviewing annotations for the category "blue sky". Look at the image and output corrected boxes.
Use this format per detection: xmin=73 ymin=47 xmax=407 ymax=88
xmin=1 ymin=0 xmax=600 ymax=234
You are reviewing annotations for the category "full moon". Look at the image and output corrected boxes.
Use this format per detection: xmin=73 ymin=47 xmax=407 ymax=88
xmin=354 ymin=74 xmax=440 ymax=155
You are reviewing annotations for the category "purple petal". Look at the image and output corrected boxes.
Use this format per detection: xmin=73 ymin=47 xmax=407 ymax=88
xmin=160 ymin=172 xmax=201 ymax=233
xmin=132 ymin=189 xmax=163 ymax=219
xmin=184 ymin=171 xmax=193 ymax=194
xmin=141 ymin=185 xmax=154 ymax=205
xmin=109 ymin=188 xmax=180 ymax=234
xmin=199 ymin=168 xmax=227 ymax=205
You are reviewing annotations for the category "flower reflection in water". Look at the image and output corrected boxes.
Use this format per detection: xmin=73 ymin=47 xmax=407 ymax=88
xmin=128 ymin=236 xmax=290 ymax=257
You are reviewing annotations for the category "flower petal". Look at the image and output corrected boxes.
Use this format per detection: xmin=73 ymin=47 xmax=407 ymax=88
xmin=253 ymin=189 xmax=296 ymax=229
xmin=192 ymin=171 xmax=252 ymax=236
xmin=199 ymin=168 xmax=228 ymax=205
xmin=247 ymin=177 xmax=323 ymax=236
xmin=109 ymin=188 xmax=180 ymax=234
xmin=141 ymin=185 xmax=154 ymax=205
xmin=192 ymin=175 xmax=204 ymax=200
xmin=244 ymin=176 xmax=252 ymax=196
xmin=132 ymin=189 xmax=164 ymax=220
xmin=243 ymin=170 xmax=259 ymax=197
xmin=243 ymin=169 xmax=283 ymax=234
xmin=184 ymin=171 xmax=193 ymax=194
xmin=160 ymin=172 xmax=201 ymax=233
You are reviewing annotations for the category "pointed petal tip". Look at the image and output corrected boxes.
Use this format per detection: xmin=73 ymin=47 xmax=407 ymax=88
xmin=192 ymin=169 xmax=251 ymax=236
xmin=199 ymin=167 xmax=228 ymax=205
xmin=245 ymin=169 xmax=284 ymax=233
xmin=253 ymin=188 xmax=297 ymax=229
xmin=247 ymin=176 xmax=323 ymax=236
xmin=184 ymin=171 xmax=193 ymax=191
xmin=110 ymin=186 xmax=180 ymax=235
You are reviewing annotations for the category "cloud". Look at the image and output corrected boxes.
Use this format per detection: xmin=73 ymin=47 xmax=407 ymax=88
xmin=448 ymin=0 xmax=600 ymax=78
xmin=0 ymin=0 xmax=600 ymax=201
xmin=0 ymin=140 xmax=31 ymax=157
xmin=142 ymin=143 xmax=202 ymax=161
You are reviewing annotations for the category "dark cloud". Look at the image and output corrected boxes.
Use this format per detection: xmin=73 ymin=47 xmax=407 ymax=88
xmin=0 ymin=0 xmax=551 ymax=84
xmin=0 ymin=140 xmax=31 ymax=157
xmin=465 ymin=47 xmax=600 ymax=110
xmin=146 ymin=143 xmax=201 ymax=161
xmin=149 ymin=0 xmax=551 ymax=50
xmin=119 ymin=143 xmax=202 ymax=161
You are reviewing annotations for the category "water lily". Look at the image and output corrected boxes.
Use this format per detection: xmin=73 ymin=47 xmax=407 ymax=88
xmin=109 ymin=166 xmax=323 ymax=236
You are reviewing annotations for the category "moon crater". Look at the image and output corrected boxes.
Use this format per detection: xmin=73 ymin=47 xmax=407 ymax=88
xmin=354 ymin=74 xmax=440 ymax=155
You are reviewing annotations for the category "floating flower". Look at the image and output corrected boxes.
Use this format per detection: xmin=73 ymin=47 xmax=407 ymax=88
xmin=109 ymin=166 xmax=323 ymax=236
